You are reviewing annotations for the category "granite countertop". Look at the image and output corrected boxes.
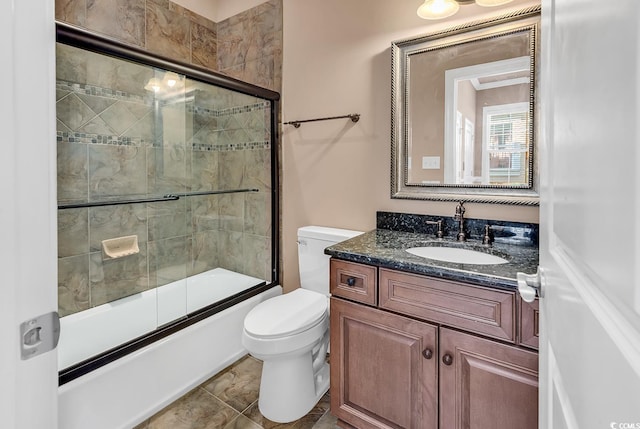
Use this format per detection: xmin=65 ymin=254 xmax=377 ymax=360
xmin=325 ymin=229 xmax=539 ymax=291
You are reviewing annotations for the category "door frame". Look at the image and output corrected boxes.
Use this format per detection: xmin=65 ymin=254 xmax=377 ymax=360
xmin=0 ymin=0 xmax=58 ymax=427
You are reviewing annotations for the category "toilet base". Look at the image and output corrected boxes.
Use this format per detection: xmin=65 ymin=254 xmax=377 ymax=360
xmin=257 ymin=353 xmax=330 ymax=423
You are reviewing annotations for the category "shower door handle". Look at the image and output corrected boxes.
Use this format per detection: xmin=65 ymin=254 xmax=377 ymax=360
xmin=20 ymin=311 xmax=60 ymax=360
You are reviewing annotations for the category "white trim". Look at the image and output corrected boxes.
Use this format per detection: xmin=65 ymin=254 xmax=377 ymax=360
xmin=547 ymin=345 xmax=579 ymax=429
xmin=469 ymin=76 xmax=530 ymax=91
xmin=0 ymin=0 xmax=58 ymax=427
xmin=550 ymin=242 xmax=640 ymax=379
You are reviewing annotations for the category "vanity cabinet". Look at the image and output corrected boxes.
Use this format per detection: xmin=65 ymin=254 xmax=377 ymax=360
xmin=439 ymin=327 xmax=538 ymax=429
xmin=330 ymin=259 xmax=539 ymax=429
xmin=330 ymin=297 xmax=438 ymax=429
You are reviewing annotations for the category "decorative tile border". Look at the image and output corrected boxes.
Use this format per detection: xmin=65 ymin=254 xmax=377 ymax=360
xmin=57 ymin=80 xmax=151 ymax=105
xmin=57 ymin=131 xmax=152 ymax=147
xmin=58 ymin=80 xmax=271 ymax=151
xmin=192 ymin=141 xmax=270 ymax=152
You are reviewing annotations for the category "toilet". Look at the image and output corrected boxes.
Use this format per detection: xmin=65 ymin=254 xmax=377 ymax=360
xmin=242 ymin=226 xmax=363 ymax=423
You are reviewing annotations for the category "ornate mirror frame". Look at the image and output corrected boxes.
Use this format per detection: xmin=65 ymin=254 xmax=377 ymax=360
xmin=391 ymin=6 xmax=541 ymax=206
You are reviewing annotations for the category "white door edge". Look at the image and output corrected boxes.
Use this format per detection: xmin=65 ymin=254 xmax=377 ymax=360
xmin=546 ymin=344 xmax=580 ymax=429
xmin=550 ymin=241 xmax=640 ymax=378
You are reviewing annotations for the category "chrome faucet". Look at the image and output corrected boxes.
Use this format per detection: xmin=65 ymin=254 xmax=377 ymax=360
xmin=453 ymin=201 xmax=466 ymax=242
xmin=425 ymin=219 xmax=444 ymax=239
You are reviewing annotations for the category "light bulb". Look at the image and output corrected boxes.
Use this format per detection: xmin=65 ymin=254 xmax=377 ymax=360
xmin=417 ymin=0 xmax=460 ymax=20
xmin=475 ymin=0 xmax=514 ymax=6
xmin=144 ymin=77 xmax=162 ymax=93
xmin=163 ymin=72 xmax=181 ymax=88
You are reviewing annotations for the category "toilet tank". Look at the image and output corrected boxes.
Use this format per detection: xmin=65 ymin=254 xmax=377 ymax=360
xmin=297 ymin=226 xmax=363 ymax=296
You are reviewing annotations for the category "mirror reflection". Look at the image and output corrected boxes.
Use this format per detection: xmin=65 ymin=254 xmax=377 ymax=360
xmin=408 ymin=31 xmax=531 ymax=186
xmin=391 ymin=7 xmax=540 ymax=204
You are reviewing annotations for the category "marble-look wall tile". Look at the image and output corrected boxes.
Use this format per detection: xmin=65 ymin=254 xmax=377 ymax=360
xmin=89 ymin=204 xmax=148 ymax=252
xmin=57 ymin=141 xmax=88 ymax=202
xmin=244 ymin=149 xmax=271 ymax=192
xmin=254 ymin=0 xmax=283 ymax=32
xmin=242 ymin=234 xmax=270 ymax=281
xmin=147 ymin=146 xmax=188 ymax=195
xmin=191 ymin=82 xmax=227 ymax=111
xmin=219 ymin=194 xmax=244 ymax=232
xmin=244 ymin=193 xmax=270 ymax=237
xmin=56 ymin=44 xmax=88 ymax=84
xmin=220 ymin=55 xmax=275 ymax=91
xmin=58 ymin=208 xmax=89 ymax=258
xmin=148 ymin=236 xmax=187 ymax=287
xmin=57 ymin=93 xmax=96 ymax=130
xmin=191 ymin=231 xmax=220 ymax=275
xmin=89 ymin=243 xmax=149 ymax=307
xmin=191 ymin=150 xmax=219 ymax=191
xmin=184 ymin=9 xmax=216 ymax=33
xmin=192 ymin=111 xmax=217 ymax=140
xmin=217 ymin=230 xmax=243 ymax=273
xmin=88 ymin=145 xmax=147 ymax=197
xmin=162 ymin=103 xmax=187 ymax=147
xmin=121 ymin=111 xmax=155 ymax=142
xmin=58 ymin=255 xmax=90 ymax=317
xmin=76 ymin=93 xmax=117 ymax=117
xmin=191 ymin=195 xmax=220 ymax=233
xmin=192 ymin=23 xmax=218 ymax=71
xmin=77 ymin=116 xmax=116 ymax=136
xmin=86 ymin=0 xmax=146 ymax=47
xmin=146 ymin=2 xmax=191 ymax=62
xmin=148 ymin=199 xmax=188 ymax=241
xmin=219 ymin=151 xmax=245 ymax=189
xmin=100 ymin=101 xmax=150 ymax=135
xmin=56 ymin=0 xmax=86 ymax=27
xmin=217 ymin=0 xmax=282 ymax=92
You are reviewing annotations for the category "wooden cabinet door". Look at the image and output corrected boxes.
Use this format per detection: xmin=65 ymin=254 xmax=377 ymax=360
xmin=330 ymin=298 xmax=438 ymax=429
xmin=439 ymin=328 xmax=538 ymax=429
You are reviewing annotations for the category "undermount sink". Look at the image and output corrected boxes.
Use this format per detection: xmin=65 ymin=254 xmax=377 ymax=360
xmin=405 ymin=246 xmax=509 ymax=265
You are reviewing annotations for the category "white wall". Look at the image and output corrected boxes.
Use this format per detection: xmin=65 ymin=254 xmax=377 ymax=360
xmin=171 ymin=0 xmax=270 ymax=22
xmin=281 ymin=0 xmax=540 ymax=290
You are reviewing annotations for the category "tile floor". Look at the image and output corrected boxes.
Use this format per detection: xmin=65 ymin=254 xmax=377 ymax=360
xmin=133 ymin=355 xmax=338 ymax=429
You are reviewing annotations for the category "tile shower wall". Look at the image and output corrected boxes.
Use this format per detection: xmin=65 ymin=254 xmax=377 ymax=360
xmin=55 ymin=0 xmax=283 ymax=93
xmin=55 ymin=0 xmax=282 ymax=317
xmin=56 ymin=44 xmax=272 ymax=317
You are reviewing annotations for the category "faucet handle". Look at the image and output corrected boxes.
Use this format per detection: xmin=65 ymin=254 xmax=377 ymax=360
xmin=425 ymin=219 xmax=444 ymax=239
xmin=482 ymin=224 xmax=493 ymax=246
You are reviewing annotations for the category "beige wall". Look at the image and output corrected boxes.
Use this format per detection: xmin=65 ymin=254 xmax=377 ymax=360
xmin=281 ymin=0 xmax=540 ymax=291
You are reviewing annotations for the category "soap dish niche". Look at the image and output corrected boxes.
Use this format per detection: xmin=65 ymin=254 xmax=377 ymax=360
xmin=101 ymin=235 xmax=140 ymax=260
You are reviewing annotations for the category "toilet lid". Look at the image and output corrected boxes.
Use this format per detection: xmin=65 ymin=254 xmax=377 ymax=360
xmin=244 ymin=289 xmax=328 ymax=338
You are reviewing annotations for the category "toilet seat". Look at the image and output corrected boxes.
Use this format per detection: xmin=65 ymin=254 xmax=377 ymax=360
xmin=244 ymin=289 xmax=328 ymax=338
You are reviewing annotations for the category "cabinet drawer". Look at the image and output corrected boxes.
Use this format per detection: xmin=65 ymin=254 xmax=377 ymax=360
xmin=330 ymin=259 xmax=377 ymax=306
xmin=519 ymin=297 xmax=540 ymax=350
xmin=379 ymin=268 xmax=516 ymax=342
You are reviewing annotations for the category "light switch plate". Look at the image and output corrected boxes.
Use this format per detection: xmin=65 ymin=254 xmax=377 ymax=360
xmin=422 ymin=156 xmax=440 ymax=169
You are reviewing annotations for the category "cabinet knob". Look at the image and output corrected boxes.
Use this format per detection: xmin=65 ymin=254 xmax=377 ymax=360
xmin=422 ymin=348 xmax=433 ymax=360
xmin=346 ymin=277 xmax=356 ymax=287
xmin=442 ymin=353 xmax=453 ymax=366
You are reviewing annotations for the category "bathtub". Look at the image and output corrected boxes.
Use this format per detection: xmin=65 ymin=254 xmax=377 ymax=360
xmin=58 ymin=268 xmax=281 ymax=429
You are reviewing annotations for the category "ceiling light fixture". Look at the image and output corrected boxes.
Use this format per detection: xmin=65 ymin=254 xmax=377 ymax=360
xmin=417 ymin=0 xmax=514 ymax=20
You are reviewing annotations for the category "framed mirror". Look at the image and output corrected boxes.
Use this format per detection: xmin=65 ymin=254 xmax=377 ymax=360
xmin=391 ymin=6 xmax=540 ymax=205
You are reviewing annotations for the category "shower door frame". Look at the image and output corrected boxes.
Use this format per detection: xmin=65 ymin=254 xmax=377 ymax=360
xmin=56 ymin=22 xmax=281 ymax=385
